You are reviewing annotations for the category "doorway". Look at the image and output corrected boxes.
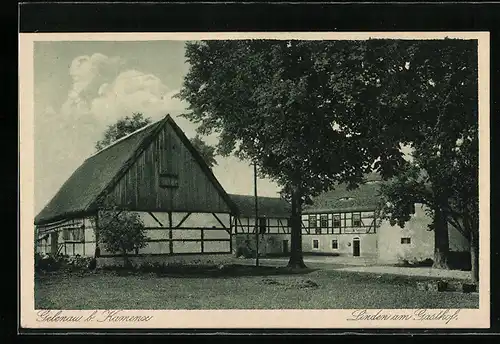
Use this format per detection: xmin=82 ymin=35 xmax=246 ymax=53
xmin=353 ymin=238 xmax=360 ymax=257
xmin=282 ymin=240 xmax=289 ymax=255
xmin=50 ymin=231 xmax=59 ymax=255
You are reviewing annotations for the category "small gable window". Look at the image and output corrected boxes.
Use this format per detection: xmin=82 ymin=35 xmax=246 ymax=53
xmin=401 ymin=237 xmax=411 ymax=244
xmin=159 ymin=173 xmax=179 ymax=188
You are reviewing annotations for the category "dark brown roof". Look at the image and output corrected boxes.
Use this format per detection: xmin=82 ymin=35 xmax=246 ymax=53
xmin=35 ymin=115 xmax=238 ymax=225
xmin=229 ymin=194 xmax=291 ymax=218
xmin=303 ymin=179 xmax=384 ymax=214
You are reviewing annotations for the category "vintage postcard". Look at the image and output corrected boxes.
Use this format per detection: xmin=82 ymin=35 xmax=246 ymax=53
xmin=19 ymin=32 xmax=490 ymax=330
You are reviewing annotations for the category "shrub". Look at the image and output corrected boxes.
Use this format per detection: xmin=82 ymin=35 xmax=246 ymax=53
xmin=35 ymin=253 xmax=65 ymax=272
xmin=99 ymin=209 xmax=148 ymax=268
xmin=35 ymin=252 xmax=97 ymax=273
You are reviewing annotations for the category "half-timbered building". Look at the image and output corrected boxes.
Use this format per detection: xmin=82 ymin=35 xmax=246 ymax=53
xmin=300 ymin=174 xmax=470 ymax=263
xmin=35 ymin=115 xmax=238 ymax=264
xmin=35 ymin=115 xmax=470 ymax=266
xmin=230 ymin=194 xmax=292 ymax=256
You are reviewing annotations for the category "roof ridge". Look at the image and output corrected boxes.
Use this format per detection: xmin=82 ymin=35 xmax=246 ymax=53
xmin=84 ymin=115 xmax=171 ymax=211
xmin=87 ymin=119 xmax=161 ymax=160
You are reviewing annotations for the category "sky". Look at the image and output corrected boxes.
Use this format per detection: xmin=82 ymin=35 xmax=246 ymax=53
xmin=33 ymin=41 xmax=282 ymax=214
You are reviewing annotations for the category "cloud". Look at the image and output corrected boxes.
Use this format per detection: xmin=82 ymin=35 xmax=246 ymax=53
xmin=35 ymin=50 xmax=280 ymax=213
xmin=61 ymin=53 xmax=125 ymax=117
xmin=90 ymin=69 xmax=187 ymax=125
xmin=60 ymin=53 xmax=188 ymax=125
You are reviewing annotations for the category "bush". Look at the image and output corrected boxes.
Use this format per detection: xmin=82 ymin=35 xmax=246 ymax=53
xmin=35 ymin=253 xmax=96 ymax=273
xmin=35 ymin=253 xmax=62 ymax=272
xmin=99 ymin=209 xmax=148 ymax=267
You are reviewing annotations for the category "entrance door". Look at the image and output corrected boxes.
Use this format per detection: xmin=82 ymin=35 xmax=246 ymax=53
xmin=50 ymin=232 xmax=59 ymax=255
xmin=353 ymin=238 xmax=360 ymax=257
xmin=282 ymin=240 xmax=289 ymax=254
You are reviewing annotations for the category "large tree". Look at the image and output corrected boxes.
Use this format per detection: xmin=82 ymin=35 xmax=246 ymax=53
xmin=178 ymin=39 xmax=478 ymax=269
xmin=380 ymin=126 xmax=479 ymax=280
xmin=377 ymin=40 xmax=479 ymax=282
xmin=178 ymin=39 xmax=451 ymax=268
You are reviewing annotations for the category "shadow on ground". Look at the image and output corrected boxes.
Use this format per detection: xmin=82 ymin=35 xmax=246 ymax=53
xmin=35 ymin=264 xmax=319 ymax=279
xmin=146 ymin=264 xmax=318 ymax=278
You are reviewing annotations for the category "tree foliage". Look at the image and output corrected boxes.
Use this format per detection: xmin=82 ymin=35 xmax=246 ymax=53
xmin=98 ymin=208 xmax=148 ymax=267
xmin=95 ymin=113 xmax=152 ymax=151
xmin=177 ymin=39 xmax=478 ymax=269
xmin=190 ymin=134 xmax=218 ymax=169
xmin=376 ymin=40 xmax=479 ymax=279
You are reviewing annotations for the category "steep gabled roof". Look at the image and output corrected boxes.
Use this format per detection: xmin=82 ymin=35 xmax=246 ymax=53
xmin=229 ymin=194 xmax=291 ymax=218
xmin=35 ymin=115 xmax=238 ymax=226
xmin=303 ymin=176 xmax=384 ymax=214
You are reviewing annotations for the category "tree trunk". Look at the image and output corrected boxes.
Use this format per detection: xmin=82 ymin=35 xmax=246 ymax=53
xmin=122 ymin=250 xmax=132 ymax=269
xmin=432 ymin=207 xmax=450 ymax=269
xmin=470 ymin=229 xmax=479 ymax=284
xmin=287 ymin=187 xmax=307 ymax=269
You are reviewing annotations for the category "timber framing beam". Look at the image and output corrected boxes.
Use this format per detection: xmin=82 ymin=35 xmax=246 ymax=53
xmin=148 ymin=212 xmax=164 ymax=227
xmin=175 ymin=212 xmax=192 ymax=228
xmin=211 ymin=213 xmax=227 ymax=228
xmin=212 ymin=213 xmax=231 ymax=235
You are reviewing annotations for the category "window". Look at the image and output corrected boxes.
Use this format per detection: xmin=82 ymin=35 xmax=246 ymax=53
xmin=63 ymin=228 xmax=84 ymax=242
xmin=259 ymin=217 xmax=267 ymax=234
xmin=159 ymin=173 xmax=179 ymax=188
xmin=308 ymin=215 xmax=317 ymax=229
xmin=312 ymin=239 xmax=319 ymax=249
xmin=352 ymin=213 xmax=361 ymax=227
xmin=401 ymin=237 xmax=411 ymax=244
xmin=320 ymin=215 xmax=328 ymax=228
xmin=315 ymin=227 xmax=322 ymax=234
xmin=333 ymin=214 xmax=341 ymax=228
xmin=331 ymin=239 xmax=338 ymax=249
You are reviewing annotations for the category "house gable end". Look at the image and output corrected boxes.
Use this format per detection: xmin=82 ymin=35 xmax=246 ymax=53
xmin=103 ymin=116 xmax=236 ymax=214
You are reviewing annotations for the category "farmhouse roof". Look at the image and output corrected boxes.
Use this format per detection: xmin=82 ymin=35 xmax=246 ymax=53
xmin=35 ymin=114 xmax=238 ymax=226
xmin=229 ymin=194 xmax=291 ymax=218
xmin=303 ymin=174 xmax=384 ymax=214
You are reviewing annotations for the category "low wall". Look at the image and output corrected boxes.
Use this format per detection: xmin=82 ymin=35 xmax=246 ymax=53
xmin=96 ymin=253 xmax=234 ymax=268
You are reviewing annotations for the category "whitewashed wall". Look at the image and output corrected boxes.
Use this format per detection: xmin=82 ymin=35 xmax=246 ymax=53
xmin=377 ymin=203 xmax=471 ymax=264
xmin=377 ymin=204 xmax=433 ymax=263
xmin=302 ymin=233 xmax=378 ymax=258
xmin=99 ymin=211 xmax=231 ymax=256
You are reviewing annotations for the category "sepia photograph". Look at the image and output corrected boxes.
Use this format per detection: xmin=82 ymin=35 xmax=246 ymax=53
xmin=19 ymin=32 xmax=489 ymax=329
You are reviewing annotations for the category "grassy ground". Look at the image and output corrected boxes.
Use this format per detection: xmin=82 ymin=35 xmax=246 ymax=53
xmin=35 ymin=265 xmax=479 ymax=310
